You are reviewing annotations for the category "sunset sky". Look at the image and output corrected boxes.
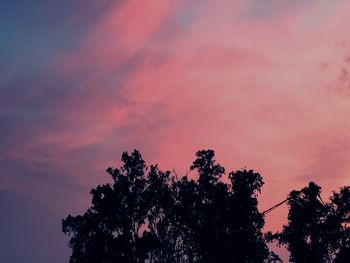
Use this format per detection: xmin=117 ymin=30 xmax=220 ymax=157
xmin=1 ymin=0 xmax=350 ymax=261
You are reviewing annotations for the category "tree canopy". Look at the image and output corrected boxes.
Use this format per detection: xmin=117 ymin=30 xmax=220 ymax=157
xmin=272 ymin=183 xmax=350 ymax=263
xmin=63 ymin=149 xmax=350 ymax=263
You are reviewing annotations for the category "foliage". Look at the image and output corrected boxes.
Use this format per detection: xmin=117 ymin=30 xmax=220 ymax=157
xmin=274 ymin=183 xmax=350 ymax=263
xmin=63 ymin=149 xmax=280 ymax=263
xmin=63 ymin=149 xmax=350 ymax=262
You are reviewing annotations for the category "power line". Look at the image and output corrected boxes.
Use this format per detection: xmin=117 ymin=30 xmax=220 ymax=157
xmin=262 ymin=197 xmax=290 ymax=216
xmin=262 ymin=185 xmax=326 ymax=216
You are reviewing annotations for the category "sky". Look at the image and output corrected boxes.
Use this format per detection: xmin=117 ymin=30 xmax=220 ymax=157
xmin=1 ymin=0 xmax=350 ymax=262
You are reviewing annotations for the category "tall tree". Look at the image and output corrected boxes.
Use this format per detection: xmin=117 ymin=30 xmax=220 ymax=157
xmin=63 ymin=149 xmax=281 ymax=263
xmin=63 ymin=150 xmax=152 ymax=262
xmin=188 ymin=150 xmax=228 ymax=262
xmin=228 ymin=169 xmax=277 ymax=263
xmin=276 ymin=183 xmax=350 ymax=263
xmin=328 ymin=186 xmax=350 ymax=262
xmin=276 ymin=182 xmax=328 ymax=263
xmin=177 ymin=150 xmax=279 ymax=263
xmin=144 ymin=165 xmax=178 ymax=262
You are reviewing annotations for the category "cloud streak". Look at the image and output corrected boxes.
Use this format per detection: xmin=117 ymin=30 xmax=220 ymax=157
xmin=2 ymin=0 xmax=350 ymax=261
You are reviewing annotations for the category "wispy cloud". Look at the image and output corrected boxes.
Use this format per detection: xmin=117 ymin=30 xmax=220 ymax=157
xmin=2 ymin=1 xmax=350 ymax=261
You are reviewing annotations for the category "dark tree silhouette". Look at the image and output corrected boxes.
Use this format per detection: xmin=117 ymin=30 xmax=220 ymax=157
xmin=66 ymin=150 xmax=350 ymax=262
xmin=227 ymin=169 xmax=276 ymax=263
xmin=329 ymin=186 xmax=350 ymax=262
xmin=185 ymin=150 xmax=228 ymax=262
xmin=274 ymin=183 xmax=350 ymax=263
xmin=63 ymin=150 xmax=152 ymax=262
xmin=275 ymin=182 xmax=327 ymax=263
xmin=172 ymin=150 xmax=280 ymax=262
xmin=144 ymin=165 xmax=178 ymax=262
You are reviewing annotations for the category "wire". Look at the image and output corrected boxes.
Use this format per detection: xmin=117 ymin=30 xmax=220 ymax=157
xmin=262 ymin=197 xmax=290 ymax=216
xmin=262 ymin=189 xmax=326 ymax=216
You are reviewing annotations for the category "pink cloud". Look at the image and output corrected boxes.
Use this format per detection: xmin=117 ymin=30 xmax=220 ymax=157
xmin=59 ymin=0 xmax=175 ymax=73
xmin=4 ymin=2 xmax=350 ymax=261
xmin=28 ymin=0 xmax=350 ymax=243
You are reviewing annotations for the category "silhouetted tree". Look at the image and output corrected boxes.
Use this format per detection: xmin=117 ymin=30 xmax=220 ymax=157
xmin=63 ymin=150 xmax=152 ymax=262
xmin=187 ymin=150 xmax=229 ymax=262
xmin=144 ymin=165 xmax=178 ymax=262
xmin=228 ymin=169 xmax=279 ymax=263
xmin=174 ymin=150 xmax=279 ymax=262
xmin=275 ymin=183 xmax=350 ymax=263
xmin=62 ymin=149 xmax=283 ymax=262
xmin=276 ymin=182 xmax=327 ymax=262
xmin=328 ymin=186 xmax=350 ymax=263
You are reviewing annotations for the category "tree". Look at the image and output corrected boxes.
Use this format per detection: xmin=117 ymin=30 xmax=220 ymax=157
xmin=228 ymin=169 xmax=279 ymax=263
xmin=186 ymin=150 xmax=229 ymax=262
xmin=175 ymin=150 xmax=279 ymax=262
xmin=63 ymin=149 xmax=281 ymax=262
xmin=144 ymin=165 xmax=178 ymax=262
xmin=276 ymin=183 xmax=329 ymax=263
xmin=275 ymin=183 xmax=350 ymax=263
xmin=328 ymin=186 xmax=350 ymax=262
xmin=63 ymin=150 xmax=153 ymax=262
